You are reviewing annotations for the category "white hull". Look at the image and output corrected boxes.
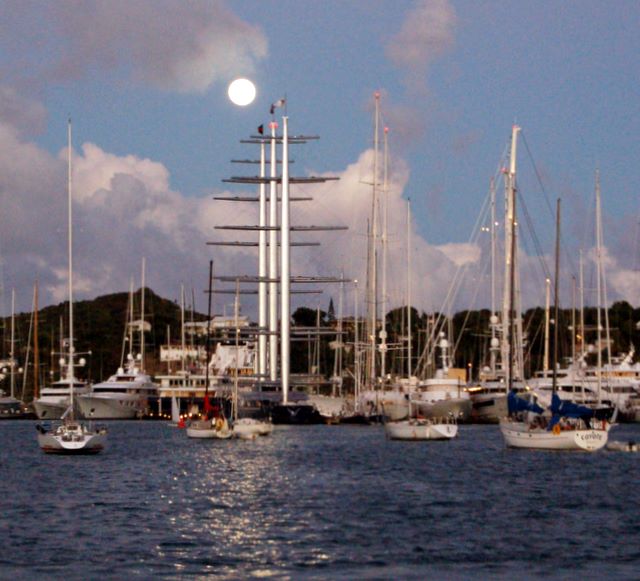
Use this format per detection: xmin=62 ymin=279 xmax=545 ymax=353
xmin=77 ymin=394 xmax=145 ymax=419
xmin=499 ymin=419 xmax=607 ymax=451
xmin=385 ymin=419 xmax=458 ymax=441
xmin=359 ymin=390 xmax=410 ymax=421
xmin=412 ymin=398 xmax=472 ymax=422
xmin=470 ymin=394 xmax=508 ymax=424
xmin=33 ymin=399 xmax=70 ymax=420
xmin=37 ymin=424 xmax=107 ymax=454
xmin=186 ymin=418 xmax=233 ymax=439
xmin=233 ymin=418 xmax=272 ymax=440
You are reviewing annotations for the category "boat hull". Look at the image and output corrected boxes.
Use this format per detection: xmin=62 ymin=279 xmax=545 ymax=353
xmin=499 ymin=419 xmax=607 ymax=451
xmin=413 ymin=398 xmax=472 ymax=422
xmin=385 ymin=420 xmax=458 ymax=441
xmin=33 ymin=400 xmax=69 ymax=420
xmin=470 ymin=394 xmax=508 ymax=424
xmin=233 ymin=418 xmax=272 ymax=440
xmin=77 ymin=394 xmax=143 ymax=420
xmin=186 ymin=418 xmax=233 ymax=439
xmin=37 ymin=428 xmax=106 ymax=454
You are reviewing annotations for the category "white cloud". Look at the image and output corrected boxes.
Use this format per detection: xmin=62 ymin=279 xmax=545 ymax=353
xmin=385 ymin=0 xmax=456 ymax=92
xmin=1 ymin=0 xmax=268 ymax=93
xmin=436 ymin=242 xmax=481 ymax=267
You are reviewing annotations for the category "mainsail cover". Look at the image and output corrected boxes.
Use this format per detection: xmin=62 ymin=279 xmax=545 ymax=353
xmin=507 ymin=390 xmax=545 ymax=415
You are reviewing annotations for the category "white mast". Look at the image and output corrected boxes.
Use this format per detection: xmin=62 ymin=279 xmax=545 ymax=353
xmin=380 ymin=124 xmax=389 ymax=382
xmin=354 ymin=279 xmax=360 ymax=411
xmin=502 ymin=125 xmax=520 ymax=390
xmin=368 ymin=91 xmax=380 ymax=387
xmin=180 ymin=284 xmax=186 ymax=374
xmin=489 ymin=177 xmax=500 ymax=375
xmin=595 ymin=170 xmax=603 ymax=404
xmin=268 ymin=121 xmax=279 ymax=382
xmin=280 ymin=116 xmax=290 ymax=404
xmin=9 ymin=288 xmax=15 ymax=399
xmin=140 ymin=257 xmax=146 ymax=370
xmin=407 ymin=199 xmax=413 ymax=378
xmin=543 ymin=277 xmax=551 ymax=374
xmin=579 ymin=250 xmax=585 ymax=361
xmin=258 ymin=140 xmax=268 ymax=382
xmin=67 ymin=119 xmax=76 ymax=410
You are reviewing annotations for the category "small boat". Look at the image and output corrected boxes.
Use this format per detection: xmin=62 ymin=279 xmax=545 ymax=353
xmin=186 ymin=415 xmax=233 ymax=439
xmin=385 ymin=416 xmax=458 ymax=441
xmin=233 ymin=417 xmax=273 ymax=440
xmin=606 ymin=440 xmax=639 ymax=452
xmin=36 ymin=411 xmax=107 ymax=455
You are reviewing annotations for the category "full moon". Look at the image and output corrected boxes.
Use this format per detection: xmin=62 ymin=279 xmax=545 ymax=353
xmin=228 ymin=78 xmax=256 ymax=106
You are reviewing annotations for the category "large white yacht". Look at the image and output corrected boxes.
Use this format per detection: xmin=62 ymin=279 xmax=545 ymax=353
xmin=77 ymin=356 xmax=156 ymax=419
xmin=412 ymin=338 xmax=472 ymax=422
xmin=33 ymin=377 xmax=91 ymax=420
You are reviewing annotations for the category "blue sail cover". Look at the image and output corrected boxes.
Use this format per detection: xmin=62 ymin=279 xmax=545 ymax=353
xmin=550 ymin=393 xmax=594 ymax=419
xmin=507 ymin=389 xmax=545 ymax=415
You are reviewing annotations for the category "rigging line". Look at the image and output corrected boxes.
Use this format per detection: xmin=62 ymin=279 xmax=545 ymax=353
xmin=517 ymin=190 xmax=551 ymax=280
xmin=452 ymin=243 xmax=491 ymax=359
xmin=415 ymin=186 xmax=492 ymax=375
xmin=520 ymin=130 xmax=555 ymax=219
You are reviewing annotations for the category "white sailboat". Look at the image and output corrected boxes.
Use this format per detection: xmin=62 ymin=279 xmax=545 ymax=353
xmin=37 ymin=119 xmax=107 ymax=454
xmin=187 ymin=261 xmax=233 ymax=439
xmin=384 ymin=399 xmax=458 ymax=441
xmin=498 ymin=128 xmax=607 ymax=451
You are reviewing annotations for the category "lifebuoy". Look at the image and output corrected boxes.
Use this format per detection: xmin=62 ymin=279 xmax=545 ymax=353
xmin=552 ymin=424 xmax=561 ymax=435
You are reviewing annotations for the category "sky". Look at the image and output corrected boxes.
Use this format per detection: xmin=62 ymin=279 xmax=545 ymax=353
xmin=0 ymin=0 xmax=639 ymax=318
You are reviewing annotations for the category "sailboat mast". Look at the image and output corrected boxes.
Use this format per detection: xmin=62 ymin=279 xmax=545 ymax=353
xmin=595 ymin=170 xmax=603 ymax=404
xmin=504 ymin=125 xmax=520 ymax=391
xmin=33 ymin=280 xmax=39 ymax=400
xmin=552 ymin=199 xmax=561 ymax=394
xmin=543 ymin=277 xmax=551 ymax=373
xmin=67 ymin=119 xmax=75 ymax=406
xmin=368 ymin=92 xmax=380 ymax=386
xmin=407 ymin=199 xmax=413 ymax=378
xmin=9 ymin=288 xmax=15 ymax=399
xmin=380 ymin=125 xmax=389 ymax=382
xmin=140 ymin=257 xmax=146 ymax=370
xmin=489 ymin=177 xmax=498 ymax=374
xmin=280 ymin=116 xmax=290 ymax=405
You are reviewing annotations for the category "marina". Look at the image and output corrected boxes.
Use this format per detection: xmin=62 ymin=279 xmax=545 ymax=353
xmin=0 ymin=2 xmax=639 ymax=578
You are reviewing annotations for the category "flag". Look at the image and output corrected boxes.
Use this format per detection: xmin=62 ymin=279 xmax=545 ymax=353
xmin=257 ymin=124 xmax=264 ymax=135
xmin=203 ymin=394 xmax=212 ymax=413
xmin=270 ymin=98 xmax=286 ymax=115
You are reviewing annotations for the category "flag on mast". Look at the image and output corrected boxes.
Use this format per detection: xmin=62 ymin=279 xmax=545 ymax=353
xmin=270 ymin=98 xmax=286 ymax=115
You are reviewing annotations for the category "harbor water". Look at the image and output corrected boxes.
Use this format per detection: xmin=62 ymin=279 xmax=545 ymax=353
xmin=1 ymin=421 xmax=639 ymax=579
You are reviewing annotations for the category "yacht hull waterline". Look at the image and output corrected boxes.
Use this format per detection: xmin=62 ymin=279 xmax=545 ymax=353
xmin=499 ymin=419 xmax=607 ymax=451
xmin=36 ymin=424 xmax=107 ymax=454
xmin=385 ymin=419 xmax=458 ymax=441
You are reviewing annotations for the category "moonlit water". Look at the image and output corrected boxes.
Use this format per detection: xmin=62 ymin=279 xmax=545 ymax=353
xmin=1 ymin=421 xmax=639 ymax=579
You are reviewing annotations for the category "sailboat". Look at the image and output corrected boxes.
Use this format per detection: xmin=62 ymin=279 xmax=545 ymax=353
xmin=187 ymin=261 xmax=233 ymax=439
xmin=498 ymin=128 xmax=607 ymax=451
xmin=36 ymin=120 xmax=107 ymax=454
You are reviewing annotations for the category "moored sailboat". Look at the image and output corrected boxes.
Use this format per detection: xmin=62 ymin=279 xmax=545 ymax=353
xmin=37 ymin=120 xmax=107 ymax=454
xmin=498 ymin=130 xmax=606 ymax=450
